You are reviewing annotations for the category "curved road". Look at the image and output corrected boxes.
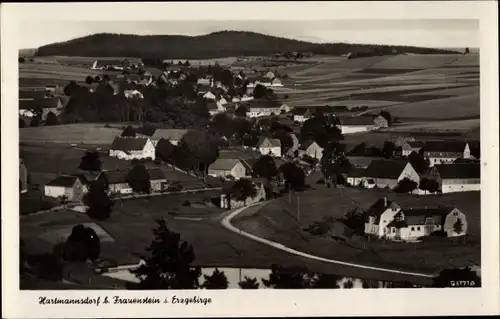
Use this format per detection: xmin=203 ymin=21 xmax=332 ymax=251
xmin=221 ymin=202 xmax=434 ymax=279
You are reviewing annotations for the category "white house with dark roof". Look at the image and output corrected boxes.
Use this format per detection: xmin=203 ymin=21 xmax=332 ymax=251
xmin=401 ymin=141 xmax=426 ymax=157
xmin=44 ymin=175 xmax=86 ymax=202
xmin=338 ymin=116 xmax=377 ymax=134
xmin=298 ymin=140 xmax=323 ymax=160
xmin=429 ymin=163 xmax=480 ymax=193
xmin=208 ymin=158 xmax=248 ymax=180
xmin=256 ymin=137 xmax=282 ymax=157
xmin=422 ymin=140 xmax=471 ymax=166
xmin=364 ymin=198 xmax=468 ymax=241
xmin=293 ymin=108 xmax=312 ymax=123
xmin=363 ymin=160 xmax=419 ymax=189
xmin=150 ymin=129 xmax=189 ymax=146
xmin=109 ymin=137 xmax=155 ymax=160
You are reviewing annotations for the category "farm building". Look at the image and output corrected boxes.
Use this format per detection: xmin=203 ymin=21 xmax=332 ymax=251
xmin=208 ymin=158 xmax=248 ymax=180
xmin=363 ymin=160 xmax=419 ymax=189
xmin=148 ymin=168 xmax=168 ymax=192
xmin=402 ymin=141 xmax=426 ymax=157
xmin=203 ymin=91 xmax=217 ymax=100
xmin=345 ymin=167 xmax=366 ymax=186
xmin=220 ymin=180 xmax=266 ymax=209
xmin=255 ymin=137 xmax=282 ymax=157
xmin=20 ymin=158 xmax=28 ymax=193
xmin=109 ymin=137 xmax=155 ymax=161
xmin=245 ymin=100 xmax=282 ymax=118
xmin=103 ymin=170 xmax=132 ymax=195
xmin=150 ymin=129 xmax=189 ymax=146
xmin=280 ymin=103 xmax=292 ymax=113
xmin=293 ymin=108 xmax=312 ymax=123
xmin=337 ymin=116 xmax=376 ymax=134
xmin=364 ymin=198 xmax=468 ymax=241
xmin=298 ymin=140 xmax=324 ymax=160
xmin=393 ymin=136 xmax=416 ymax=147
xmin=44 ymin=175 xmax=86 ymax=202
xmin=72 ymin=170 xmax=107 ymax=189
xmin=422 ymin=140 xmax=471 ymax=166
xmin=428 ymin=163 xmax=480 ymax=193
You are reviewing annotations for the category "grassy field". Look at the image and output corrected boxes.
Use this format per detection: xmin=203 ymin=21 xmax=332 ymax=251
xmin=232 ymin=188 xmax=480 ymax=274
xmin=19 ymin=124 xmax=124 ymax=145
xmin=20 ymin=190 xmax=436 ymax=285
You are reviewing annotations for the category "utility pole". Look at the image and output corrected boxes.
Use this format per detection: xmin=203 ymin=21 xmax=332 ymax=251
xmin=297 ymin=195 xmax=300 ymax=222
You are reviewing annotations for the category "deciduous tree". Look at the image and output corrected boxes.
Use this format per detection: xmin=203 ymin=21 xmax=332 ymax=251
xmin=127 ymin=164 xmax=151 ymax=193
xmin=84 ymin=181 xmax=113 ymax=220
xmin=78 ymin=151 xmax=102 ymax=171
xmin=238 ymin=276 xmax=260 ymax=289
xmin=201 ymin=268 xmax=229 ymax=289
xmin=252 ymin=155 xmax=279 ymax=180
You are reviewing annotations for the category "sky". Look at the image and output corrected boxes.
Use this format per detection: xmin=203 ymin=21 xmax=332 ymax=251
xmin=19 ymin=19 xmax=479 ymax=49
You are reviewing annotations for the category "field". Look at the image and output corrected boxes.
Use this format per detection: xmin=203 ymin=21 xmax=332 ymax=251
xmin=232 ymin=188 xmax=481 ymax=274
xmin=20 ymin=191 xmax=436 ymax=285
xmin=274 ymin=54 xmax=479 ymax=134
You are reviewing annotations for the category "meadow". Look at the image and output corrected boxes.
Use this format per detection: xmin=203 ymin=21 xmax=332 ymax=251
xmin=232 ymin=188 xmax=480 ymax=275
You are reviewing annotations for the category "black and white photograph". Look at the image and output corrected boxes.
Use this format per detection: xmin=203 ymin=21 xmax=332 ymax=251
xmin=2 ymin=1 xmax=499 ymax=318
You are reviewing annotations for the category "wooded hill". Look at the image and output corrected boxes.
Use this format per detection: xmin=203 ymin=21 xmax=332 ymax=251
xmin=35 ymin=31 xmax=461 ymax=59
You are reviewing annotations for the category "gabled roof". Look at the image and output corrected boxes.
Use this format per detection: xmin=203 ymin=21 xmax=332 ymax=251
xmin=148 ymin=168 xmax=166 ymax=181
xmin=72 ymin=170 xmax=102 ymax=184
xmin=208 ymin=158 xmax=243 ymax=171
xmin=346 ymin=156 xmax=383 ymax=168
xmin=364 ymin=160 xmax=410 ymax=179
xmin=365 ymin=198 xmax=401 ymax=224
xmin=256 ymin=137 xmax=281 ymax=148
xmin=46 ymin=175 xmax=80 ymax=188
xmin=423 ymin=140 xmax=467 ymax=153
xmin=298 ymin=140 xmax=318 ymax=151
xmin=151 ymin=129 xmax=189 ymax=141
xmin=44 ymin=98 xmax=62 ymax=109
xmin=110 ymin=137 xmax=149 ymax=151
xmin=19 ymin=98 xmax=44 ymax=110
xmin=405 ymin=141 xmax=426 ymax=149
xmin=434 ymin=163 xmax=480 ymax=179
xmin=338 ymin=116 xmax=374 ymax=126
xmin=400 ymin=207 xmax=454 ymax=226
xmin=103 ymin=169 xmax=129 ymax=185
xmin=347 ymin=167 xmax=366 ymax=178
xmin=293 ymin=108 xmax=311 ymax=116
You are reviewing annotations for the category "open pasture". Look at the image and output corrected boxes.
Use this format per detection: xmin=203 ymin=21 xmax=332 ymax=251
xmin=19 ymin=123 xmax=123 ymax=145
xmin=383 ymin=119 xmax=480 ymax=133
xmin=368 ymin=54 xmax=463 ymax=70
xmin=233 ymin=188 xmax=480 ymax=274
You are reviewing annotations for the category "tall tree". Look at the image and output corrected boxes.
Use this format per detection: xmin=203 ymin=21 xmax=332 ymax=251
xmin=227 ymin=178 xmax=258 ymax=206
xmin=78 ymin=151 xmax=102 ymax=171
xmin=63 ymin=224 xmax=100 ymax=262
xmin=382 ymin=141 xmax=396 ymax=159
xmin=175 ymin=130 xmax=220 ymax=177
xmin=238 ymin=276 xmax=260 ymax=289
xmin=407 ymin=151 xmax=430 ymax=174
xmin=379 ymin=111 xmax=392 ymax=126
xmin=201 ymin=268 xmax=229 ymax=289
xmin=155 ymin=138 xmax=176 ymax=163
xmin=300 ymin=115 xmax=343 ymax=148
xmin=130 ymin=219 xmax=202 ymax=289
xmin=252 ymin=155 xmax=279 ymax=180
xmin=121 ymin=125 xmax=137 ymax=137
xmin=280 ymin=162 xmax=305 ymax=191
xmin=85 ymin=75 xmax=94 ymax=84
xmin=262 ymin=264 xmax=312 ymax=289
xmin=84 ymin=181 xmax=113 ymax=220
xmin=127 ymin=164 xmax=151 ymax=193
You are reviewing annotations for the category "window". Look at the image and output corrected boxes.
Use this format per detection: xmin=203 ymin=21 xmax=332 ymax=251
xmin=417 ymin=227 xmax=421 ymax=231
xmin=392 ymin=228 xmax=395 ymax=233
xmin=411 ymin=227 xmax=415 ymax=231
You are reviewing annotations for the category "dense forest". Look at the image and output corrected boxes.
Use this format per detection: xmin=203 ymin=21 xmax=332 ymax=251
xmin=35 ymin=31 xmax=461 ymax=59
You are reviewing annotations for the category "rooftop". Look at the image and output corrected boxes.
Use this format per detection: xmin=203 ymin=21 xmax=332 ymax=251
xmin=151 ymin=129 xmax=189 ymax=141
xmin=434 ymin=163 xmax=480 ymax=179
xmin=110 ymin=137 xmax=149 ymax=152
xmin=364 ymin=160 xmax=410 ymax=179
xmin=208 ymin=158 xmax=243 ymax=171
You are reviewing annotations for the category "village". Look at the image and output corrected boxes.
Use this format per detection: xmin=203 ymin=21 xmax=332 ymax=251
xmin=19 ymin=47 xmax=481 ymax=289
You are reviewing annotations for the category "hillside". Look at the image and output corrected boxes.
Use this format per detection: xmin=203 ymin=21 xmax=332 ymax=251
xmin=35 ymin=31 xmax=461 ymax=59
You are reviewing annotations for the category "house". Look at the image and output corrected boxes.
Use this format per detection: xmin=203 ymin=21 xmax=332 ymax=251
xmin=245 ymin=100 xmax=282 ymax=117
xmin=72 ymin=170 xmax=107 ymax=190
xmin=422 ymin=140 xmax=471 ymax=166
xmin=280 ymin=103 xmax=292 ymax=114
xmin=220 ymin=179 xmax=266 ymax=209
xmin=346 ymin=167 xmax=366 ymax=186
xmin=373 ymin=114 xmax=390 ymax=128
xmin=363 ymin=160 xmax=419 ymax=189
xmin=109 ymin=137 xmax=155 ymax=160
xmin=208 ymin=102 xmax=226 ymax=116
xmin=208 ymin=158 xmax=248 ymax=180
xmin=263 ymin=71 xmax=275 ymax=79
xmin=44 ymin=175 xmax=86 ymax=202
xmin=124 ymin=89 xmax=144 ymax=99
xmin=197 ymin=77 xmax=212 ymax=86
xmin=151 ymin=129 xmax=189 ymax=146
xmin=338 ymin=116 xmax=376 ymax=134
xmin=20 ymin=158 xmax=28 ymax=193
xmin=203 ymin=91 xmax=217 ymax=100
xmin=394 ymin=136 xmax=416 ymax=147
xmin=271 ymin=78 xmax=283 ymax=87
xmin=293 ymin=108 xmax=312 ymax=123
xmin=41 ymin=98 xmax=65 ymax=121
xmin=402 ymin=141 xmax=426 ymax=157
xmin=256 ymin=137 xmax=282 ymax=157
xmin=429 ymin=163 xmax=480 ymax=193
xmin=104 ymin=170 xmax=132 ymax=195
xmin=298 ymin=140 xmax=323 ymax=160
xmin=364 ymin=198 xmax=468 ymax=241
xmin=148 ymin=168 xmax=168 ymax=192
